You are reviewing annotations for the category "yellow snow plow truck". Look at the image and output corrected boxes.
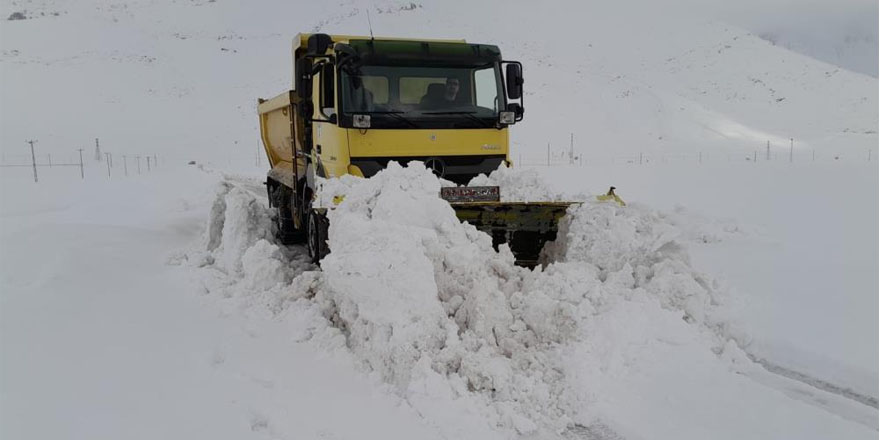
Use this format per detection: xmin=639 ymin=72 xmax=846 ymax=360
xmin=258 ymin=33 xmax=573 ymax=266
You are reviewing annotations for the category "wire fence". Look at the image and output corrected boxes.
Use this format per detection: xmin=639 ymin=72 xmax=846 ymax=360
xmin=515 ymin=147 xmax=878 ymax=167
xmin=1 ymin=142 xmax=161 ymax=183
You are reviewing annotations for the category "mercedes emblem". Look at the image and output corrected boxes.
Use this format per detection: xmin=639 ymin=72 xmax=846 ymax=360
xmin=424 ymin=157 xmax=446 ymax=178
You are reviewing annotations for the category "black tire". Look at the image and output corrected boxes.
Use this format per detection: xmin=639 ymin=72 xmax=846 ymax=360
xmin=307 ymin=208 xmax=329 ymax=265
xmin=275 ymin=205 xmax=298 ymax=244
xmin=273 ymin=186 xmax=305 ymax=245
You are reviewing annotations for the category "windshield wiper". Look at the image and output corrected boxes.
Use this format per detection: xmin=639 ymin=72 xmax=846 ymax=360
xmin=370 ymin=111 xmax=420 ymax=128
xmin=420 ymin=111 xmax=493 ymax=128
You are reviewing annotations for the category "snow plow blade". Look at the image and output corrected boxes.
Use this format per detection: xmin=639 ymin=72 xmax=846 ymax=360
xmin=450 ymin=201 xmax=575 ymax=267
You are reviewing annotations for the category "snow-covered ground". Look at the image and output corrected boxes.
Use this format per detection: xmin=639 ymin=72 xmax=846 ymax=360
xmin=1 ymin=159 xmax=876 ymax=439
xmin=0 ymin=165 xmax=456 ymax=439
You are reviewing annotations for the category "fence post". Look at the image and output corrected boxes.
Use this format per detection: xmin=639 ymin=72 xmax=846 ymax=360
xmin=136 ymin=156 xmax=141 ymax=174
xmin=77 ymin=148 xmax=84 ymax=179
xmin=105 ymin=152 xmax=111 ymax=178
xmin=27 ymin=140 xmax=38 ymax=183
xmin=146 ymin=156 xmax=151 ymax=172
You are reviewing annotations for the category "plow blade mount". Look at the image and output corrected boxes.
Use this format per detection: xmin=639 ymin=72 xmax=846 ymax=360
xmin=450 ymin=202 xmax=575 ymax=267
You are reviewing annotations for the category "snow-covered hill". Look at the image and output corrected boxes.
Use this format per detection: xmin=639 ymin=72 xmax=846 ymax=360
xmin=0 ymin=0 xmax=876 ymax=163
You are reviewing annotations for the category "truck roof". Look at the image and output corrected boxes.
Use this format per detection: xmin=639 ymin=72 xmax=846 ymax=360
xmin=292 ymin=33 xmax=468 ymax=53
xmin=290 ymin=34 xmax=483 ymax=89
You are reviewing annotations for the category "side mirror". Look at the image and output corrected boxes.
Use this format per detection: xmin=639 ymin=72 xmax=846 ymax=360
xmin=296 ymin=58 xmax=313 ymax=99
xmin=321 ymin=63 xmax=334 ymax=110
xmin=507 ymin=102 xmax=524 ymax=120
xmin=506 ymin=63 xmax=523 ymax=100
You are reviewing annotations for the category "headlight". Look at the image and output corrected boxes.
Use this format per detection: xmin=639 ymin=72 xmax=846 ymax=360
xmin=499 ymin=111 xmax=515 ymax=124
xmin=353 ymin=114 xmax=371 ymax=128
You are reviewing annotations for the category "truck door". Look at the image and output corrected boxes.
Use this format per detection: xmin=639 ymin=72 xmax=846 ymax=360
xmin=312 ymin=63 xmax=348 ymax=178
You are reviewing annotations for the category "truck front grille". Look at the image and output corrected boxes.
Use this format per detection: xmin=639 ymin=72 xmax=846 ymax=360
xmin=350 ymin=155 xmax=506 ymax=185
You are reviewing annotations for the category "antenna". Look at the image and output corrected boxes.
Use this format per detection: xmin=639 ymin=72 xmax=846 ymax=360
xmin=366 ymin=8 xmax=374 ymax=40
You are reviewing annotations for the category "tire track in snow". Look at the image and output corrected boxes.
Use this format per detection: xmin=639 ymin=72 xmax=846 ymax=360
xmin=742 ymin=353 xmax=878 ymax=429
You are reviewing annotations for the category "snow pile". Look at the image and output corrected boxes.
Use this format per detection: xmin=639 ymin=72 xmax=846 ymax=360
xmin=309 ymin=163 xmax=745 ymax=435
xmin=467 ymin=164 xmax=565 ymax=201
xmin=186 ymin=179 xmax=312 ymax=304
xmin=188 ymin=163 xmax=749 ymax=437
xmin=545 ymin=200 xmax=743 ymax=344
xmin=313 ymin=162 xmax=575 ymax=434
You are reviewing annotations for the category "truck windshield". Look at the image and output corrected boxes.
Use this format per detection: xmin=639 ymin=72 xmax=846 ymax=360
xmin=340 ymin=64 xmax=503 ymax=127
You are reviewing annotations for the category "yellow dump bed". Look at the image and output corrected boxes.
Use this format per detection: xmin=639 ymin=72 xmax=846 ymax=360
xmin=258 ymin=91 xmax=305 ymax=188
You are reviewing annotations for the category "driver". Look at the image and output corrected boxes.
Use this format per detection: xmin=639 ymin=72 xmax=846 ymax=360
xmin=420 ymin=77 xmax=462 ymax=109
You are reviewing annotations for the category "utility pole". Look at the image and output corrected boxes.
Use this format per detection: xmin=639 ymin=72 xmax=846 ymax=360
xmin=123 ymin=155 xmax=128 ymax=176
xmin=639 ymin=152 xmax=643 ymax=165
xmin=789 ymin=138 xmax=794 ymax=163
xmin=48 ymin=154 xmax=52 ymax=168
xmin=108 ymin=152 xmax=113 ymax=168
xmin=766 ymin=140 xmax=770 ymax=161
xmin=146 ymin=156 xmax=151 ymax=172
xmin=569 ymin=133 xmax=574 ymax=165
xmin=27 ymin=140 xmax=38 ymax=183
xmin=153 ymin=154 xmax=157 ymax=168
xmin=77 ymin=148 xmax=85 ymax=179
xmin=105 ymin=152 xmax=111 ymax=178
xmin=136 ymin=156 xmax=141 ymax=174
xmin=95 ymin=138 xmax=102 ymax=161
xmin=754 ymin=151 xmax=757 ymax=163
xmin=547 ymin=143 xmax=550 ymax=166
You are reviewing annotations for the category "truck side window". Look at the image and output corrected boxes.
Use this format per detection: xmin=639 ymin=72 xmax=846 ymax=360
xmin=361 ymin=76 xmax=389 ymax=104
xmin=342 ymin=74 xmax=388 ymax=113
xmin=474 ymin=67 xmax=497 ymax=111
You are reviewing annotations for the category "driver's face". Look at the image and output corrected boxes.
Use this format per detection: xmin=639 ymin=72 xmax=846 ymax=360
xmin=445 ymin=79 xmax=460 ymax=96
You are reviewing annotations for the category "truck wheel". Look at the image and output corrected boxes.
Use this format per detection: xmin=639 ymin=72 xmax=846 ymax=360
xmin=275 ymin=204 xmax=298 ymax=245
xmin=307 ymin=209 xmax=328 ymax=265
xmin=274 ymin=187 xmax=304 ymax=245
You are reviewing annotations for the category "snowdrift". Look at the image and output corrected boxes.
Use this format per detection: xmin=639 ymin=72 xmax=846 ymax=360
xmin=177 ymin=163 xmax=765 ymax=438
